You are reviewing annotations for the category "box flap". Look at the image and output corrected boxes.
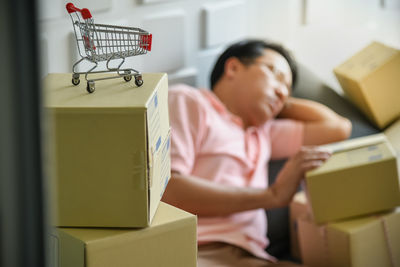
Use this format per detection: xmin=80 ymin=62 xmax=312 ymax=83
xmin=329 ymin=215 xmax=382 ymax=234
xmin=56 ymin=228 xmax=85 ymax=267
xmin=334 ymin=42 xmax=398 ymax=81
xmin=44 ymin=73 xmax=167 ymax=108
xmin=58 ymin=203 xmax=195 ymax=243
xmin=320 ymin=134 xmax=386 ymax=154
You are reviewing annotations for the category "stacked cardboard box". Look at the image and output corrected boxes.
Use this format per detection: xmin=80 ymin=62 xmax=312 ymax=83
xmin=45 ymin=73 xmax=171 ymax=228
xmin=306 ymin=134 xmax=400 ymax=224
xmin=45 ymin=73 xmax=197 ymax=267
xmin=291 ymin=194 xmax=400 ymax=267
xmin=289 ymin=134 xmax=400 ymax=266
xmin=334 ymin=41 xmax=400 ymax=129
xmin=49 ymin=202 xmax=197 ymax=267
xmin=298 ymin=208 xmax=400 ymax=267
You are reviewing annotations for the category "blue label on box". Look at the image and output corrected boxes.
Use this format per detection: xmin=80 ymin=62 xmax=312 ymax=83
xmin=368 ymin=154 xmax=383 ymax=162
xmin=155 ymin=136 xmax=161 ymax=153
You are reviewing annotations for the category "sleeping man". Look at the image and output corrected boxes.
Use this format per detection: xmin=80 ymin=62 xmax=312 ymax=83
xmin=162 ymin=39 xmax=352 ymax=267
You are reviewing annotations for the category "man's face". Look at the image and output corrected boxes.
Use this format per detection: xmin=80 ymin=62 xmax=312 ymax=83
xmin=234 ymin=48 xmax=292 ymax=127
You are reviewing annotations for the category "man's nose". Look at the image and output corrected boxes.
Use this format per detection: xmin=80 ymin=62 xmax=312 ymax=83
xmin=274 ymin=85 xmax=288 ymax=99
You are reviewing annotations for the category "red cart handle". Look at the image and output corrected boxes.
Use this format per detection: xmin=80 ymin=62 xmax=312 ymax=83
xmin=140 ymin=34 xmax=152 ymax=51
xmin=66 ymin=3 xmax=92 ymax=19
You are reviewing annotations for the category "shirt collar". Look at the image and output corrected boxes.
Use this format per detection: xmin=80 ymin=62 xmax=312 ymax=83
xmin=200 ymin=89 xmax=244 ymax=128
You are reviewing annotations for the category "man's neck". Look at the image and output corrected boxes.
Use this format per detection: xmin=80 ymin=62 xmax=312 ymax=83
xmin=213 ymin=82 xmax=249 ymax=128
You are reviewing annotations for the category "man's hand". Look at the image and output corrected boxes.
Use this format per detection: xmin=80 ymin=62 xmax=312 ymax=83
xmin=269 ymin=146 xmax=331 ymax=207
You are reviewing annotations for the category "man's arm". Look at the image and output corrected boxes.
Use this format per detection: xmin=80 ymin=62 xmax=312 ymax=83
xmin=162 ymin=147 xmax=331 ymax=216
xmin=278 ymin=97 xmax=352 ymax=145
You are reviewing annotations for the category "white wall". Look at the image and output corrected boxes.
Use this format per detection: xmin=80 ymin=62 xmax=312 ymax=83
xmin=38 ymin=0 xmax=400 ymax=91
xmin=38 ymin=0 xmax=301 ymax=88
xmin=288 ymin=0 xmax=400 ymax=93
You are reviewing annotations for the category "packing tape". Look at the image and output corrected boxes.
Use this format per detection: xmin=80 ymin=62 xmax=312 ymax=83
xmin=321 ymin=226 xmax=330 ymax=267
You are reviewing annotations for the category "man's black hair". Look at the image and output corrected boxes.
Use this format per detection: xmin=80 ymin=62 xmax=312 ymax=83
xmin=209 ymin=39 xmax=298 ymax=91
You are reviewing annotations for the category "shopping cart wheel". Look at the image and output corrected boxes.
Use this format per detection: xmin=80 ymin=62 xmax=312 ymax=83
xmin=72 ymin=78 xmax=80 ymax=86
xmin=72 ymin=74 xmax=80 ymax=86
xmin=86 ymin=82 xmax=95 ymax=93
xmin=135 ymin=77 xmax=144 ymax=87
xmin=124 ymin=75 xmax=132 ymax=82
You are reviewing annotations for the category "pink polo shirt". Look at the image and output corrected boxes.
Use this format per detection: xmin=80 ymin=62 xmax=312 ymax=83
xmin=168 ymin=84 xmax=304 ymax=261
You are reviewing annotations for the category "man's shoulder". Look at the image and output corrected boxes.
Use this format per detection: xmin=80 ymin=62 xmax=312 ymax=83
xmin=169 ymin=84 xmax=208 ymax=104
xmin=268 ymin=118 xmax=303 ymax=131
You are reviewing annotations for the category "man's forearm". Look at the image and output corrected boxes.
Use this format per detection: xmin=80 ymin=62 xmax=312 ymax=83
xmin=279 ymin=97 xmax=340 ymax=121
xmin=161 ymin=172 xmax=281 ymax=217
xmin=162 ymin=147 xmax=331 ymax=216
xmin=279 ymin=97 xmax=352 ymax=145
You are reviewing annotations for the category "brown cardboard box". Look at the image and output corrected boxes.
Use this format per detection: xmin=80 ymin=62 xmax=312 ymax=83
xmin=334 ymin=41 xmax=400 ymax=129
xmin=297 ymin=218 xmax=327 ymax=267
xmin=298 ymin=209 xmax=400 ymax=267
xmin=44 ymin=73 xmax=171 ymax=227
xmin=306 ymin=134 xmax=400 ymax=224
xmin=385 ymin=119 xmax=400 ymax=172
xmin=49 ymin=202 xmax=197 ymax=267
xmin=289 ymin=191 xmax=312 ymax=260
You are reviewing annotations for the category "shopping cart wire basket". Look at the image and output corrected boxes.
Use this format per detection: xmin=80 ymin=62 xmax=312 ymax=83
xmin=66 ymin=2 xmax=152 ymax=93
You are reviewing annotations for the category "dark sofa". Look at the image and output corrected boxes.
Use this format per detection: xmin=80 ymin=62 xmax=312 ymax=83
xmin=265 ymin=64 xmax=380 ymax=261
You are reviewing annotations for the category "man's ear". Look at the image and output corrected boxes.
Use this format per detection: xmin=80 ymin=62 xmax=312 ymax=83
xmin=224 ymin=57 xmax=242 ymax=79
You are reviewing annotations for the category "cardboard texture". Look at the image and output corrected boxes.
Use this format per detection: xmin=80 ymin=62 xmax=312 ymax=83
xmin=44 ymin=73 xmax=171 ymax=227
xmin=50 ymin=202 xmax=198 ymax=267
xmin=289 ymin=191 xmax=312 ymax=260
xmin=385 ymin=119 xmax=400 ymax=173
xmin=334 ymin=41 xmax=400 ymax=129
xmin=306 ymin=134 xmax=400 ymax=224
xmin=298 ymin=210 xmax=400 ymax=267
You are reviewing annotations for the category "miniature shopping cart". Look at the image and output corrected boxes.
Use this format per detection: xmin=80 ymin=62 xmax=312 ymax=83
xmin=66 ymin=3 xmax=152 ymax=93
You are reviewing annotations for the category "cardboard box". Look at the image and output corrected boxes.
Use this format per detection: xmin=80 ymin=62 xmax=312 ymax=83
xmin=385 ymin=119 xmax=400 ymax=172
xmin=44 ymin=73 xmax=171 ymax=227
xmin=289 ymin=191 xmax=312 ymax=260
xmin=49 ymin=202 xmax=198 ymax=267
xmin=298 ymin=209 xmax=400 ymax=267
xmin=334 ymin=42 xmax=400 ymax=129
xmin=306 ymin=134 xmax=400 ymax=224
